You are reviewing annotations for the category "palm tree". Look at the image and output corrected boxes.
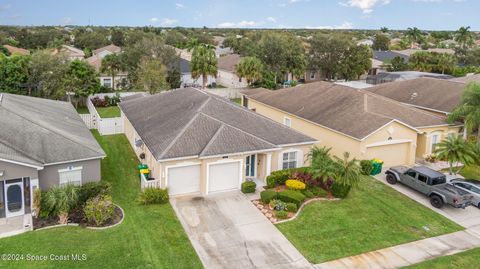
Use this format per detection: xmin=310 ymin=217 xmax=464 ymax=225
xmin=448 ymin=82 xmax=480 ymax=140
xmin=437 ymin=53 xmax=456 ymax=74
xmin=190 ymin=44 xmax=217 ymax=89
xmin=406 ymin=27 xmax=422 ymax=49
xmin=455 ymin=26 xmax=474 ymax=49
xmin=435 ymin=135 xmax=476 ymax=175
xmin=235 ymin=56 xmax=264 ymax=86
xmin=333 ymin=152 xmax=361 ymax=187
xmin=380 ymin=27 xmax=389 ymax=34
xmin=308 ymin=146 xmax=336 ymax=197
xmin=101 ymin=53 xmax=124 ymax=91
xmin=43 ymin=185 xmax=79 ymax=224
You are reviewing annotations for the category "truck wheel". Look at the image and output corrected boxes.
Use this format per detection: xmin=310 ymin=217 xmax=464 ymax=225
xmin=430 ymin=195 xmax=444 ymax=208
xmin=386 ymin=174 xmax=397 ymax=185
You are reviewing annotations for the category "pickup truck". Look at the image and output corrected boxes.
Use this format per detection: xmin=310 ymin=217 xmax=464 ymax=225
xmin=385 ymin=166 xmax=473 ymax=209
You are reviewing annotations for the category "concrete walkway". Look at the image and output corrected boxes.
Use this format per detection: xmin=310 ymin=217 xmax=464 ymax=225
xmin=171 ymin=191 xmax=312 ymax=269
xmin=314 ymin=225 xmax=480 ymax=269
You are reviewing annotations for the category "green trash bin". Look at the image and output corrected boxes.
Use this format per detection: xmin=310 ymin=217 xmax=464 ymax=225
xmin=138 ymin=164 xmax=148 ymax=179
xmin=370 ymin=159 xmax=384 ymax=175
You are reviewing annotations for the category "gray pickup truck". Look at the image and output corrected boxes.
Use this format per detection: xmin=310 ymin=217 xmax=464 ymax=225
xmin=385 ymin=166 xmax=473 ymax=209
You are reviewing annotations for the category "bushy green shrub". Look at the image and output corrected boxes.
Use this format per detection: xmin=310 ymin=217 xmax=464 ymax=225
xmin=301 ymin=189 xmax=314 ymax=198
xmin=286 ymin=202 xmax=298 ymax=213
xmin=277 ymin=190 xmax=305 ymax=206
xmin=83 ymin=195 xmax=115 ymax=226
xmin=42 ymin=185 xmax=80 ymax=224
xmin=309 ymin=186 xmax=328 ymax=197
xmin=360 ymin=160 xmax=374 ymax=175
xmin=138 ymin=187 xmax=169 ymax=205
xmin=79 ymin=181 xmax=112 ymax=205
xmin=241 ymin=181 xmax=256 ymax=193
xmin=331 ymin=183 xmax=352 ymax=198
xmin=275 ymin=210 xmax=288 ymax=219
xmin=260 ymin=189 xmax=277 ymax=204
xmin=266 ymin=167 xmax=311 ymax=188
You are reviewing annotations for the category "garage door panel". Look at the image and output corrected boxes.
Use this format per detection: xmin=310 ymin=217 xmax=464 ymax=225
xmin=366 ymin=143 xmax=410 ymax=167
xmin=168 ymin=165 xmax=201 ymax=196
xmin=208 ymin=161 xmax=241 ymax=193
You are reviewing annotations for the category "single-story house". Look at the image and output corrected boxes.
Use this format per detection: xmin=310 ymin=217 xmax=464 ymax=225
xmin=0 ymin=94 xmax=105 ymax=224
xmin=3 ymin=45 xmax=30 ymax=56
xmin=216 ymin=54 xmax=248 ymax=88
xmin=179 ymin=58 xmax=216 ymax=88
xmin=86 ymin=44 xmax=127 ymax=89
xmin=92 ymin=44 xmax=121 ymax=58
xmin=56 ymin=45 xmax=85 ymax=61
xmin=366 ymin=71 xmax=453 ymax=85
xmin=119 ymin=88 xmax=316 ymax=196
xmin=241 ymin=81 xmax=462 ymax=167
xmin=367 ymin=77 xmax=466 ymax=116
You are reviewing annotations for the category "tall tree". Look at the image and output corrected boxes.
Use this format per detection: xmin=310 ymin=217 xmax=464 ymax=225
xmin=28 ymin=50 xmax=69 ymax=98
xmin=101 ymin=54 xmax=125 ymax=91
xmin=235 ymin=56 xmax=264 ymax=86
xmin=448 ymin=82 xmax=480 ymax=140
xmin=135 ymin=58 xmax=169 ymax=94
xmin=372 ymin=33 xmax=390 ymax=51
xmin=110 ymin=29 xmax=125 ymax=47
xmin=339 ymin=45 xmax=372 ymax=80
xmin=406 ymin=27 xmax=423 ymax=48
xmin=64 ymin=60 xmax=100 ymax=99
xmin=333 ymin=152 xmax=361 ymax=187
xmin=0 ymin=54 xmax=30 ymax=94
xmin=455 ymin=26 xmax=474 ymax=50
xmin=387 ymin=56 xmax=409 ymax=72
xmin=190 ymin=44 xmax=217 ymax=89
xmin=434 ymin=135 xmax=476 ymax=175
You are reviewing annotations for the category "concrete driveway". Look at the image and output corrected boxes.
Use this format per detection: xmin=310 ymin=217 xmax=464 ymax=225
xmin=374 ymin=173 xmax=480 ymax=228
xmin=171 ymin=191 xmax=312 ymax=269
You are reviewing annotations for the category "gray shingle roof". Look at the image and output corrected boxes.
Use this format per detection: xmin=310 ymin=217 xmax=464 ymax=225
xmin=0 ymin=94 xmax=105 ymax=167
xmin=119 ymin=88 xmax=316 ymax=160
xmin=242 ymin=81 xmax=450 ymax=140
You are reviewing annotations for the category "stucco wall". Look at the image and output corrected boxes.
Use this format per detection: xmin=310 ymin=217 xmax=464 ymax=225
xmin=416 ymin=126 xmax=462 ymax=157
xmin=216 ymin=70 xmax=248 ymax=88
xmin=38 ymin=159 xmax=101 ymax=190
xmin=0 ymin=161 xmax=39 ymax=181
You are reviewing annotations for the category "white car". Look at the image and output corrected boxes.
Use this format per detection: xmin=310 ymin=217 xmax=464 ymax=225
xmin=450 ymin=179 xmax=480 ymax=208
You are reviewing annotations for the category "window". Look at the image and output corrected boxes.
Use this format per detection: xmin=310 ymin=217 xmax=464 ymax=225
xmin=282 ymin=152 xmax=297 ymax=169
xmin=102 ymin=78 xmax=112 ymax=88
xmin=470 ymin=185 xmax=480 ymax=195
xmin=310 ymin=71 xmax=316 ymax=80
xmin=417 ymin=174 xmax=428 ymax=183
xmin=283 ymin=117 xmax=292 ymax=127
xmin=430 ymin=176 xmax=446 ymax=185
xmin=406 ymin=170 xmax=417 ymax=179
xmin=58 ymin=166 xmax=82 ymax=186
xmin=430 ymin=134 xmax=440 ymax=153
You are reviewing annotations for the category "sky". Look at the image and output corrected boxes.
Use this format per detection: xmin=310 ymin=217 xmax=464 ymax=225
xmin=0 ymin=0 xmax=478 ymax=31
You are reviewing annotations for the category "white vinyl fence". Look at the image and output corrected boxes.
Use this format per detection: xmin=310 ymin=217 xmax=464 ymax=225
xmin=80 ymin=114 xmax=96 ymax=129
xmin=205 ymin=87 xmax=245 ymax=99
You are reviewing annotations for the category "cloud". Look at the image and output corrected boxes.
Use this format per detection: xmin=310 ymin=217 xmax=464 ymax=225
xmin=62 ymin=17 xmax=72 ymax=25
xmin=339 ymin=0 xmax=390 ymax=14
xmin=266 ymin=16 xmax=277 ymax=23
xmin=305 ymin=21 xmax=354 ymax=29
xmin=150 ymin=17 xmax=159 ymax=22
xmin=217 ymin=20 xmax=260 ymax=28
xmin=160 ymin=18 xmax=177 ymax=26
xmin=175 ymin=3 xmax=184 ymax=9
xmin=0 ymin=4 xmax=11 ymax=12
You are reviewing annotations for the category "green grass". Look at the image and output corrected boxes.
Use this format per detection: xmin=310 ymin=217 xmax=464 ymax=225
xmin=76 ymin=106 xmax=90 ymax=114
xmin=96 ymin=106 xmax=121 ymax=118
xmin=459 ymin=165 xmax=480 ymax=180
xmin=276 ymin=176 xmax=463 ymax=264
xmin=0 ymin=131 xmax=202 ymax=269
xmin=230 ymin=98 xmax=241 ymax=105
xmin=404 ymin=247 xmax=480 ymax=269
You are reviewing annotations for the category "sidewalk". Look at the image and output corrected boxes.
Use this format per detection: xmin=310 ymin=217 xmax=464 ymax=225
xmin=314 ymin=225 xmax=480 ymax=269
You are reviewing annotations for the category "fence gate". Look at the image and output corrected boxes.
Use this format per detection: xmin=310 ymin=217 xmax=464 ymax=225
xmin=79 ymin=114 xmax=96 ymax=129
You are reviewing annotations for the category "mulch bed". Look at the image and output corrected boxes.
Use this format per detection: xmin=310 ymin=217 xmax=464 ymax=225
xmin=33 ymin=205 xmax=123 ymax=230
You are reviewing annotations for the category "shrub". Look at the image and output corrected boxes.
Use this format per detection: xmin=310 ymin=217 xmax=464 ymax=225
xmin=91 ymin=96 xmax=108 ymax=107
xmin=260 ymin=189 xmax=277 ymax=204
xmin=291 ymin=170 xmax=318 ymax=187
xmin=275 ymin=210 xmax=288 ymax=219
xmin=32 ymin=188 xmax=41 ymax=217
xmin=286 ymin=202 xmax=298 ymax=213
xmin=360 ymin=160 xmax=374 ymax=175
xmin=42 ymin=185 xmax=80 ymax=224
xmin=285 ymin=179 xmax=306 ymax=190
xmin=138 ymin=187 xmax=169 ymax=205
xmin=79 ymin=181 xmax=112 ymax=205
xmin=83 ymin=195 xmax=115 ymax=226
xmin=269 ymin=199 xmax=287 ymax=211
xmin=331 ymin=183 xmax=352 ymax=198
xmin=301 ymin=189 xmax=314 ymax=198
xmin=241 ymin=181 xmax=256 ymax=193
xmin=277 ymin=190 xmax=305 ymax=207
xmin=309 ymin=186 xmax=328 ymax=197
xmin=266 ymin=170 xmax=291 ymax=188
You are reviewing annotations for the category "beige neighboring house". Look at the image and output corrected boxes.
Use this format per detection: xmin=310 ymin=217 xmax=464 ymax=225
xmin=242 ymin=81 xmax=462 ymax=167
xmin=217 ymin=54 xmax=248 ymax=88
xmin=57 ymin=45 xmax=85 ymax=61
xmin=119 ymin=88 xmax=316 ymax=196
xmin=86 ymin=44 xmax=127 ymax=89
xmin=3 ymin=45 xmax=30 ymax=55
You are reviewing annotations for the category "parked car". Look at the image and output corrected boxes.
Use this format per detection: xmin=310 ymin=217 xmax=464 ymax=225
xmin=450 ymin=179 xmax=480 ymax=208
xmin=385 ymin=166 xmax=473 ymax=209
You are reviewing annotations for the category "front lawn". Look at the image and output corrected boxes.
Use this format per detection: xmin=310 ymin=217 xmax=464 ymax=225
xmin=460 ymin=165 xmax=480 ymax=180
xmin=276 ymin=176 xmax=463 ymax=264
xmin=0 ymin=131 xmax=202 ymax=268
xmin=405 ymin=247 xmax=480 ymax=269
xmin=96 ymin=106 xmax=121 ymax=118
xmin=230 ymin=98 xmax=241 ymax=105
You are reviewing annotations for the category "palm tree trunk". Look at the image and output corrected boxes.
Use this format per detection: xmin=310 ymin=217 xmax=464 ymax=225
xmin=112 ymin=72 xmax=116 ymax=91
xmin=202 ymin=74 xmax=207 ymax=89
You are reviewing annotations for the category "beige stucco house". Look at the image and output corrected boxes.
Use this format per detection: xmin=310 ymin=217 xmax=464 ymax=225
xmin=242 ymin=81 xmax=462 ymax=167
xmin=119 ymin=88 xmax=316 ymax=196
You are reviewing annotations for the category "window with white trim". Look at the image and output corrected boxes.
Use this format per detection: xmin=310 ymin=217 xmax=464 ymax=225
xmin=282 ymin=152 xmax=297 ymax=170
xmin=431 ymin=134 xmax=440 ymax=153
xmin=58 ymin=166 xmax=82 ymax=186
xmin=283 ymin=117 xmax=292 ymax=127
xmin=102 ymin=78 xmax=112 ymax=88
xmin=310 ymin=71 xmax=316 ymax=80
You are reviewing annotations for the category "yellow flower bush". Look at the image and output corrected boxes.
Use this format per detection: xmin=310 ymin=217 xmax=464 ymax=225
xmin=285 ymin=179 xmax=306 ymax=191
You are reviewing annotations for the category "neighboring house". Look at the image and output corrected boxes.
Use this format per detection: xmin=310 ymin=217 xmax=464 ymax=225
xmin=216 ymin=54 xmax=248 ymax=88
xmin=86 ymin=44 xmax=127 ymax=89
xmin=57 ymin=45 xmax=85 ymax=61
xmin=369 ymin=50 xmax=410 ymax=75
xmin=357 ymin=39 xmax=374 ymax=46
xmin=3 ymin=45 xmax=30 ymax=56
xmin=241 ymin=81 xmax=461 ymax=167
xmin=367 ymin=77 xmax=466 ymax=116
xmin=394 ymin=48 xmax=455 ymax=57
xmin=0 ymin=94 xmax=105 ymax=225
xmin=367 ymin=71 xmax=453 ymax=85
xmin=119 ymin=88 xmax=316 ymax=196
xmin=304 ymin=69 xmax=326 ymax=83
xmin=179 ymin=58 xmax=216 ymax=88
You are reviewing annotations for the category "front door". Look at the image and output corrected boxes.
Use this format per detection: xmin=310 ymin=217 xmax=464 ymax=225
xmin=246 ymin=154 xmax=256 ymax=178
xmin=5 ymin=179 xmax=24 ymax=218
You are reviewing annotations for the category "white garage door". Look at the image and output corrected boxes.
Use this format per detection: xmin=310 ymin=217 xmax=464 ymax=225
xmin=366 ymin=142 xmax=411 ymax=167
xmin=167 ymin=164 xmax=201 ymax=196
xmin=208 ymin=161 xmax=241 ymax=194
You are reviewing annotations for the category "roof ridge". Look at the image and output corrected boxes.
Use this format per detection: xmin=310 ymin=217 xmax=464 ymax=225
xmin=0 ymin=139 xmax=44 ymax=164
xmin=198 ymin=124 xmax=225 ymax=157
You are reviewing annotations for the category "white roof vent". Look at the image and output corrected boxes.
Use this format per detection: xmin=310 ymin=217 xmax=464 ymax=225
xmin=410 ymin=92 xmax=418 ymax=100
